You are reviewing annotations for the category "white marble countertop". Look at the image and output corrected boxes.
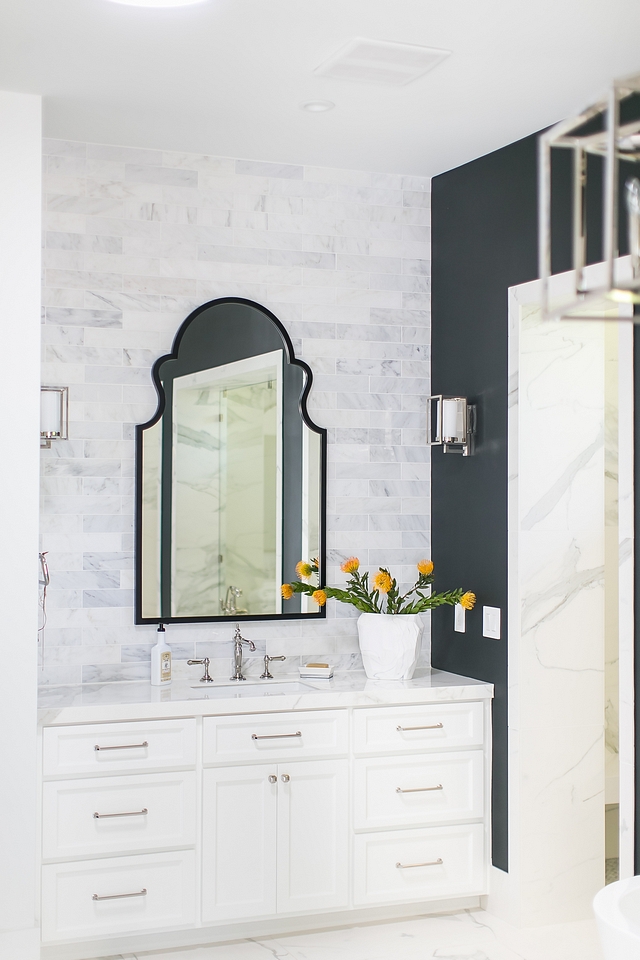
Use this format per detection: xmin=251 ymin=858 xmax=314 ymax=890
xmin=38 ymin=669 xmax=493 ymax=725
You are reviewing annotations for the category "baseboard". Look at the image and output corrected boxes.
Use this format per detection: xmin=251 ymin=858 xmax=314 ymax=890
xmin=40 ymin=896 xmax=482 ymax=960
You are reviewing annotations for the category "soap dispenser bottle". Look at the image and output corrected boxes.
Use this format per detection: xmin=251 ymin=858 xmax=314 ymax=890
xmin=151 ymin=623 xmax=172 ymax=686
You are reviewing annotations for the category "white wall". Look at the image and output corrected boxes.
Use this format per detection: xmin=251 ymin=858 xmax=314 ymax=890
xmin=39 ymin=139 xmax=433 ymax=679
xmin=0 ymin=91 xmax=42 ymax=938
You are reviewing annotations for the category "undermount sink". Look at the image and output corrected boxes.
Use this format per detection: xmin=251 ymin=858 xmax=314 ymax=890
xmin=188 ymin=679 xmax=317 ymax=698
xmin=189 ymin=677 xmax=311 ymax=689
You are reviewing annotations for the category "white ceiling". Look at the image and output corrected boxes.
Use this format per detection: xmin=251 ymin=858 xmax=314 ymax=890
xmin=2 ymin=0 xmax=640 ymax=176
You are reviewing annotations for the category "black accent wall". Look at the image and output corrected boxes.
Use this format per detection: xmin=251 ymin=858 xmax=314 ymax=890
xmin=432 ymin=125 xmax=639 ymax=873
xmin=431 ymin=133 xmax=541 ymax=871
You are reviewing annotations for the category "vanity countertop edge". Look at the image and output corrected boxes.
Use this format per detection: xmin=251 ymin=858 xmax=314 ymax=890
xmin=38 ymin=669 xmax=494 ymax=725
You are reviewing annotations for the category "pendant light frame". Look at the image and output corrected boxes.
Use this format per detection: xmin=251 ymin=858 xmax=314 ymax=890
xmin=539 ymin=70 xmax=640 ymax=321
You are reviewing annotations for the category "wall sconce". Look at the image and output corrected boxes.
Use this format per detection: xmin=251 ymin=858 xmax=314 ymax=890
xmin=427 ymin=395 xmax=476 ymax=456
xmin=40 ymin=386 xmax=68 ymax=449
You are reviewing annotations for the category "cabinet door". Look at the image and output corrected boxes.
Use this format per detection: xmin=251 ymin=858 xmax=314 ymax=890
xmin=277 ymin=758 xmax=349 ymax=914
xmin=202 ymin=764 xmax=277 ymax=923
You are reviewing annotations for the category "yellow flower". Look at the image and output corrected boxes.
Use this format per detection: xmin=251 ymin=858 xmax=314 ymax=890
xmin=417 ymin=559 xmax=434 ymax=576
xmin=460 ymin=591 xmax=476 ymax=610
xmin=341 ymin=557 xmax=360 ymax=574
xmin=281 ymin=583 xmax=293 ymax=600
xmin=373 ymin=570 xmax=393 ymax=594
xmin=296 ymin=560 xmax=313 ymax=580
xmin=312 ymin=589 xmax=327 ymax=607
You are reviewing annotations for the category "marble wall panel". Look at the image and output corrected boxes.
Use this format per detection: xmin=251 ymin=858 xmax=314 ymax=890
xmin=39 ymin=140 xmax=432 ymax=684
xmin=494 ymin=273 xmax=608 ymax=926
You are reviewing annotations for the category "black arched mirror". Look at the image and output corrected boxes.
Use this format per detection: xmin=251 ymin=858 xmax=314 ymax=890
xmin=135 ymin=298 xmax=326 ymax=623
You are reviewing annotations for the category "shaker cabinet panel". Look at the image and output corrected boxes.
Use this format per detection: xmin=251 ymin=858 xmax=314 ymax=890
xmin=352 ymin=702 xmax=483 ymax=756
xmin=202 ymin=764 xmax=277 ymax=923
xmin=42 ymin=771 xmax=197 ymax=860
xmin=203 ymin=710 xmax=348 ymax=764
xmin=41 ymin=850 xmax=196 ymax=942
xmin=201 ymin=759 xmax=349 ymax=923
xmin=43 ymin=719 xmax=197 ymax=777
xmin=277 ymin=759 xmax=349 ymax=914
xmin=353 ymin=751 xmax=483 ymax=830
xmin=353 ymin=824 xmax=485 ymax=905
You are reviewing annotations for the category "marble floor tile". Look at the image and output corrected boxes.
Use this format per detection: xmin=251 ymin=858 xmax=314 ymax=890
xmin=133 ymin=943 xmax=284 ymax=960
xmin=130 ymin=909 xmax=604 ymax=960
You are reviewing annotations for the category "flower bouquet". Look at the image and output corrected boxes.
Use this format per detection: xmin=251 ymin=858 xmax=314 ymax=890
xmin=282 ymin=558 xmax=475 ymax=680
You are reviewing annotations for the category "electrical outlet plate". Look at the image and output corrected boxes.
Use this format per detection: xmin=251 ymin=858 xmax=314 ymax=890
xmin=482 ymin=606 xmax=501 ymax=640
xmin=454 ymin=603 xmax=465 ymax=633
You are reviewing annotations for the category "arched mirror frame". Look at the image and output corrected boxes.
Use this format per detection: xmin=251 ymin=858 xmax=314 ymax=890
xmin=134 ymin=297 xmax=327 ymax=624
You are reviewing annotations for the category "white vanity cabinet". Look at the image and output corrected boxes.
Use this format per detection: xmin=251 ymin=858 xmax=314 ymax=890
xmin=351 ymin=702 xmax=487 ymax=908
xmin=38 ymin=675 xmax=491 ymax=957
xmin=202 ymin=758 xmax=349 ymax=922
xmin=40 ymin=718 xmax=198 ymax=944
xmin=201 ymin=708 xmax=350 ymax=922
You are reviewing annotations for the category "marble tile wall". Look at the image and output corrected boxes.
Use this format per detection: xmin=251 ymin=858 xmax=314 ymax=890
xmin=39 ymin=140 xmax=431 ymax=685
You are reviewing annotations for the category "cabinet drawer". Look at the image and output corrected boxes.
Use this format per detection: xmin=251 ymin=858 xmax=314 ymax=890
xmin=354 ymin=751 xmax=483 ymax=830
xmin=203 ymin=710 xmax=348 ymax=763
xmin=41 ymin=850 xmax=196 ymax=942
xmin=352 ymin=702 xmax=484 ymax=755
xmin=353 ymin=823 xmax=485 ymax=905
xmin=42 ymin=772 xmax=197 ymax=860
xmin=43 ymin=719 xmax=197 ymax=777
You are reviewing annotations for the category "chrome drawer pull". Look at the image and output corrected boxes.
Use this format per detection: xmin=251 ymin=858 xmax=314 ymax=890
xmin=93 ymin=808 xmax=148 ymax=819
xmin=251 ymin=731 xmax=302 ymax=740
xmin=396 ymin=723 xmax=443 ymax=732
xmin=396 ymin=859 xmax=443 ymax=869
xmin=94 ymin=741 xmax=149 ymax=752
xmin=92 ymin=888 xmax=147 ymax=901
xmin=396 ymin=784 xmax=443 ymax=794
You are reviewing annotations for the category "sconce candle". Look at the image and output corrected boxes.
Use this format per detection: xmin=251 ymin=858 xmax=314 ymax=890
xmin=40 ymin=386 xmax=69 ymax=447
xmin=442 ymin=397 xmax=466 ymax=443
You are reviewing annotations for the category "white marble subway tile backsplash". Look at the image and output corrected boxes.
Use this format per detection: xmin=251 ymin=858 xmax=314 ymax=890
xmin=39 ymin=139 xmax=431 ymax=685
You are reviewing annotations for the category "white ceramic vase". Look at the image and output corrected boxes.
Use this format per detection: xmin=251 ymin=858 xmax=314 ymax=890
xmin=357 ymin=613 xmax=424 ymax=680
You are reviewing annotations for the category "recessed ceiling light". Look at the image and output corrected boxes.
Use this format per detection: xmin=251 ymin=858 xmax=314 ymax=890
xmin=104 ymin=0 xmax=207 ymax=7
xmin=299 ymin=100 xmax=335 ymax=113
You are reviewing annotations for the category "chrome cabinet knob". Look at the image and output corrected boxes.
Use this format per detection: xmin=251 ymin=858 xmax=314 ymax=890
xmin=281 ymin=774 xmax=290 ymax=783
xmin=268 ymin=775 xmax=277 ymax=784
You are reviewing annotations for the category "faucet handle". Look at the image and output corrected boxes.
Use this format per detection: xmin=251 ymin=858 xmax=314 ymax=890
xmin=260 ymin=655 xmax=286 ymax=680
xmin=187 ymin=657 xmax=213 ymax=683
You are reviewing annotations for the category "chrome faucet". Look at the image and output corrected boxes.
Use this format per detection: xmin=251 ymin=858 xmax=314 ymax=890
xmin=230 ymin=624 xmax=256 ymax=681
xmin=220 ymin=586 xmax=247 ymax=616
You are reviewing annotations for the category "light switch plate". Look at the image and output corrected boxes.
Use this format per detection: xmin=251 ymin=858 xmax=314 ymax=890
xmin=454 ymin=604 xmax=465 ymax=633
xmin=483 ymin=606 xmax=501 ymax=639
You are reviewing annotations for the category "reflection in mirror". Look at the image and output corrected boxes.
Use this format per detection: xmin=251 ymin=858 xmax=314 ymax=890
xmin=136 ymin=298 xmax=326 ymax=623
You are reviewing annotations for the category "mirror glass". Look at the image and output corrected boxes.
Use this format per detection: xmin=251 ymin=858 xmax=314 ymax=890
xmin=136 ymin=298 xmax=326 ymax=623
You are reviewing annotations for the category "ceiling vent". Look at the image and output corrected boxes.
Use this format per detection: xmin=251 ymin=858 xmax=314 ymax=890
xmin=313 ymin=37 xmax=451 ymax=87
